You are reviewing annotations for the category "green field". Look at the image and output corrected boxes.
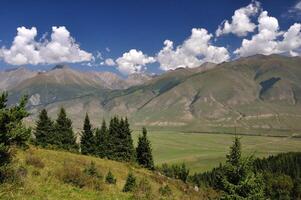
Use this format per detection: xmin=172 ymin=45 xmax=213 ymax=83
xmin=132 ymin=130 xmax=301 ymax=173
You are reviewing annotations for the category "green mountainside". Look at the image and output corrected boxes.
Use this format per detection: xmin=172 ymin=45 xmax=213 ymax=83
xmin=5 ymin=54 xmax=301 ymax=135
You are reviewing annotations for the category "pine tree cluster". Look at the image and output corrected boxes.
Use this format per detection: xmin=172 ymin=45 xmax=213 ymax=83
xmin=34 ymin=110 xmax=154 ymax=167
xmin=79 ymin=115 xmax=135 ymax=162
xmin=34 ymin=108 xmax=77 ymax=152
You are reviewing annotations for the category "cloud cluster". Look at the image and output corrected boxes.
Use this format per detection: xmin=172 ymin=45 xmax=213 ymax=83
xmin=116 ymin=49 xmax=155 ymax=75
xmin=157 ymin=28 xmax=229 ymax=71
xmin=216 ymin=1 xmax=261 ymax=37
xmin=234 ymin=11 xmax=301 ymax=57
xmin=0 ymin=26 xmax=92 ymax=65
xmin=1 ymin=1 xmax=301 ymax=75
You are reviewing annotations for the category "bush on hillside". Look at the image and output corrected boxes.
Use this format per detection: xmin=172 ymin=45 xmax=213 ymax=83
xmin=0 ymin=164 xmax=28 ymax=186
xmin=25 ymin=154 xmax=45 ymax=169
xmin=83 ymin=161 xmax=102 ymax=179
xmin=159 ymin=184 xmax=172 ymax=197
xmin=56 ymin=164 xmax=85 ymax=188
xmin=123 ymin=172 xmax=136 ymax=192
xmin=157 ymin=163 xmax=189 ymax=183
xmin=56 ymin=162 xmax=103 ymax=190
xmin=32 ymin=169 xmax=41 ymax=176
xmin=132 ymin=178 xmax=153 ymax=200
xmin=105 ymin=170 xmax=116 ymax=184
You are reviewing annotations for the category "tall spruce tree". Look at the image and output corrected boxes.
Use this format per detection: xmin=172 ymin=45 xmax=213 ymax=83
xmin=117 ymin=117 xmax=135 ymax=162
xmin=107 ymin=116 xmax=135 ymax=162
xmin=107 ymin=116 xmax=119 ymax=160
xmin=0 ymin=92 xmax=31 ymax=182
xmin=219 ymin=137 xmax=265 ymax=200
xmin=136 ymin=127 xmax=154 ymax=170
xmin=80 ymin=113 xmax=95 ymax=155
xmin=34 ymin=109 xmax=54 ymax=147
xmin=95 ymin=119 xmax=107 ymax=158
xmin=54 ymin=107 xmax=77 ymax=151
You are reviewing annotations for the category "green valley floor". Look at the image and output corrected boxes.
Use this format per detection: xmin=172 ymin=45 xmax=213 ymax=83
xmin=132 ymin=131 xmax=301 ymax=173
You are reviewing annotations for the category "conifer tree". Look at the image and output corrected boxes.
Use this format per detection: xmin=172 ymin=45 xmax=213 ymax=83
xmin=95 ymin=119 xmax=107 ymax=158
xmin=116 ymin=117 xmax=135 ymax=162
xmin=107 ymin=116 xmax=135 ymax=162
xmin=80 ymin=113 xmax=95 ymax=155
xmin=219 ymin=137 xmax=265 ymax=199
xmin=34 ymin=109 xmax=54 ymax=147
xmin=123 ymin=172 xmax=136 ymax=192
xmin=123 ymin=117 xmax=135 ymax=161
xmin=107 ymin=116 xmax=119 ymax=159
xmin=54 ymin=107 xmax=77 ymax=151
xmin=136 ymin=127 xmax=154 ymax=170
xmin=105 ymin=170 xmax=116 ymax=184
xmin=0 ymin=92 xmax=31 ymax=182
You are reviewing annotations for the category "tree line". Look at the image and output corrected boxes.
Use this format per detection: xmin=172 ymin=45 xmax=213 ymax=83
xmin=34 ymin=108 xmax=154 ymax=170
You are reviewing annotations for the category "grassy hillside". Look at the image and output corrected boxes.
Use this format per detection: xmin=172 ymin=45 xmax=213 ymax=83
xmin=2 ymin=132 xmax=300 ymax=199
xmin=0 ymin=147 xmax=217 ymax=200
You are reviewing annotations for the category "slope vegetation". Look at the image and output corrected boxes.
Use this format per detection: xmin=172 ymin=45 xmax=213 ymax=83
xmin=0 ymin=147 xmax=217 ymax=200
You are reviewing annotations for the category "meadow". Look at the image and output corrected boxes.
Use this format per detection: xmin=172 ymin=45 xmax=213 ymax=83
xmin=132 ymin=130 xmax=301 ymax=173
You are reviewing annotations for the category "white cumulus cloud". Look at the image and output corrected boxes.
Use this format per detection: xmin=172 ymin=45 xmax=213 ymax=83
xmin=157 ymin=28 xmax=229 ymax=71
xmin=104 ymin=58 xmax=116 ymax=66
xmin=277 ymin=23 xmax=301 ymax=56
xmin=216 ymin=1 xmax=261 ymax=37
xmin=0 ymin=26 xmax=92 ymax=65
xmin=116 ymin=49 xmax=155 ymax=75
xmin=234 ymin=11 xmax=301 ymax=57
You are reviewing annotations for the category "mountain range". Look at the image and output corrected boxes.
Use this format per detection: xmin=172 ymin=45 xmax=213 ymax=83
xmin=3 ymin=54 xmax=301 ymax=135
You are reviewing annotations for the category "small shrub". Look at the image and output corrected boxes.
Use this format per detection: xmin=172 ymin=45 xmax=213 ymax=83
xmin=0 ymin=164 xmax=27 ymax=185
xmin=25 ymin=154 xmax=45 ymax=169
xmin=56 ymin=164 xmax=86 ymax=188
xmin=157 ymin=163 xmax=189 ymax=182
xmin=16 ymin=165 xmax=28 ymax=178
xmin=83 ymin=161 xmax=102 ymax=178
xmin=84 ymin=176 xmax=103 ymax=191
xmin=56 ymin=162 xmax=104 ymax=190
xmin=159 ymin=185 xmax=172 ymax=197
xmin=105 ymin=170 xmax=116 ymax=184
xmin=132 ymin=178 xmax=153 ymax=200
xmin=123 ymin=172 xmax=137 ymax=192
xmin=32 ymin=170 xmax=40 ymax=176
xmin=199 ymin=187 xmax=221 ymax=200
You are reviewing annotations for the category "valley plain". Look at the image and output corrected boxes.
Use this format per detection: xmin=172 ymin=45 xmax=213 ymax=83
xmin=132 ymin=130 xmax=301 ymax=172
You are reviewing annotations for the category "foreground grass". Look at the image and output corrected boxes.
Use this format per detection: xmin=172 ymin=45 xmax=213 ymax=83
xmin=132 ymin=131 xmax=301 ymax=173
xmin=0 ymin=147 xmax=215 ymax=200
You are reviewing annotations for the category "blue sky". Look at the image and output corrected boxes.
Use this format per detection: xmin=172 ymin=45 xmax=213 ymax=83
xmin=0 ymin=0 xmax=300 ymax=75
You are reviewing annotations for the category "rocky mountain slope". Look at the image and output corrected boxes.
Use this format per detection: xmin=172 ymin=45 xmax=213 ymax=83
xmin=3 ymin=55 xmax=301 ymax=135
xmin=0 ymin=67 xmax=37 ymax=90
